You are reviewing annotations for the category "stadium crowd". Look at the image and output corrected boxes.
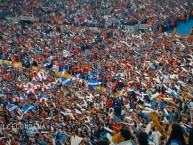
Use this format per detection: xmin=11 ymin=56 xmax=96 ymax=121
xmin=1 ymin=0 xmax=193 ymax=30
xmin=0 ymin=0 xmax=193 ymax=145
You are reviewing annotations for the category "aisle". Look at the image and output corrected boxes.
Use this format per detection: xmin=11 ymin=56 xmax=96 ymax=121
xmin=167 ymin=20 xmax=193 ymax=34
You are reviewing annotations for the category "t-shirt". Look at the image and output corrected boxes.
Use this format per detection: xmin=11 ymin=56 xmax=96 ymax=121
xmin=170 ymin=139 xmax=182 ymax=145
xmin=118 ymin=140 xmax=133 ymax=145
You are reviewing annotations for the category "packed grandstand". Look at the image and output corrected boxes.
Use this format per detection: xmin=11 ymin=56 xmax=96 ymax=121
xmin=0 ymin=0 xmax=193 ymax=145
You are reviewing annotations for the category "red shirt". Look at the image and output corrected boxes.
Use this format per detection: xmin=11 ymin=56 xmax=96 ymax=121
xmin=83 ymin=67 xmax=89 ymax=73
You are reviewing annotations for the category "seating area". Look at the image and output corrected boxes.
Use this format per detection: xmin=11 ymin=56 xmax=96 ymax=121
xmin=0 ymin=0 xmax=193 ymax=145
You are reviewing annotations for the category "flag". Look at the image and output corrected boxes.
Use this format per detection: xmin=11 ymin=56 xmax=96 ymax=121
xmin=41 ymin=82 xmax=55 ymax=92
xmin=59 ymin=66 xmax=67 ymax=74
xmin=32 ymin=66 xmax=42 ymax=72
xmin=52 ymin=65 xmax=59 ymax=72
xmin=39 ymin=95 xmax=48 ymax=104
xmin=87 ymin=78 xmax=102 ymax=86
xmin=12 ymin=62 xmax=22 ymax=67
xmin=55 ymin=71 xmax=71 ymax=79
xmin=13 ymin=97 xmax=21 ymax=102
xmin=6 ymin=104 xmax=18 ymax=112
xmin=25 ymin=82 xmax=34 ymax=90
xmin=34 ymin=84 xmax=41 ymax=90
xmin=55 ymin=78 xmax=66 ymax=84
xmin=62 ymin=73 xmax=71 ymax=79
xmin=62 ymin=78 xmax=72 ymax=86
xmin=43 ymin=59 xmax=51 ymax=67
xmin=33 ymin=72 xmax=46 ymax=82
xmin=24 ymin=82 xmax=35 ymax=93
xmin=47 ymin=82 xmax=55 ymax=88
xmin=43 ymin=62 xmax=50 ymax=67
xmin=2 ymin=60 xmax=11 ymax=65
xmin=22 ymin=105 xmax=37 ymax=113
xmin=41 ymin=84 xmax=49 ymax=92
xmin=89 ymin=85 xmax=95 ymax=91
xmin=73 ymin=73 xmax=81 ymax=79
xmin=39 ymin=94 xmax=48 ymax=98
xmin=95 ymin=86 xmax=106 ymax=92
xmin=20 ymin=92 xmax=28 ymax=101
xmin=26 ymin=126 xmax=39 ymax=136
xmin=55 ymin=71 xmax=62 ymax=77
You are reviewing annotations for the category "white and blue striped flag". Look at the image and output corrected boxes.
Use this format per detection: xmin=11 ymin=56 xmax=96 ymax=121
xmin=55 ymin=78 xmax=72 ymax=86
xmin=26 ymin=126 xmax=39 ymax=136
xmin=22 ymin=105 xmax=37 ymax=113
xmin=62 ymin=78 xmax=72 ymax=86
xmin=6 ymin=104 xmax=18 ymax=112
xmin=87 ymin=78 xmax=102 ymax=86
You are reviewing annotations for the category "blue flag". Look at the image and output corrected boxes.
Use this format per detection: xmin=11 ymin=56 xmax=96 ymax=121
xmin=87 ymin=78 xmax=102 ymax=86
xmin=22 ymin=105 xmax=37 ymax=113
xmin=26 ymin=126 xmax=39 ymax=136
xmin=6 ymin=104 xmax=18 ymax=112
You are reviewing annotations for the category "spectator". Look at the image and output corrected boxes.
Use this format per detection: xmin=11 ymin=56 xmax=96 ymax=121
xmin=97 ymin=139 xmax=110 ymax=145
xmin=136 ymin=131 xmax=149 ymax=145
xmin=0 ymin=1 xmax=193 ymax=144
xmin=189 ymin=128 xmax=193 ymax=145
xmin=112 ymin=128 xmax=133 ymax=145
xmin=190 ymin=27 xmax=193 ymax=35
xmin=166 ymin=124 xmax=186 ymax=145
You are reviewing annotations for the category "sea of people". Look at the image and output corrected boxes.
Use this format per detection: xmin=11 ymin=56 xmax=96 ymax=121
xmin=1 ymin=0 xmax=193 ymax=30
xmin=0 ymin=0 xmax=193 ymax=145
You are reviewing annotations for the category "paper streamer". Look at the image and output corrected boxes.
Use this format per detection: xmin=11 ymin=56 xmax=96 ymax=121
xmin=125 ymin=116 xmax=133 ymax=121
xmin=163 ymin=97 xmax=172 ymax=101
xmin=150 ymin=93 xmax=159 ymax=100
xmin=142 ymin=110 xmax=151 ymax=114
xmin=181 ymin=67 xmax=188 ymax=72
xmin=164 ymin=108 xmax=169 ymax=116
xmin=144 ymin=107 xmax=154 ymax=112
xmin=164 ymin=117 xmax=168 ymax=123
xmin=144 ymin=103 xmax=151 ymax=107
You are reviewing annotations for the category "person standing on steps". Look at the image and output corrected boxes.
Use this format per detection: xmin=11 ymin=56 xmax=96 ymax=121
xmin=190 ymin=27 xmax=193 ymax=35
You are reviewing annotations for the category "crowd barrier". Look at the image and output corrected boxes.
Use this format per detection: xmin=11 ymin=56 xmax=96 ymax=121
xmin=5 ymin=15 xmax=38 ymax=23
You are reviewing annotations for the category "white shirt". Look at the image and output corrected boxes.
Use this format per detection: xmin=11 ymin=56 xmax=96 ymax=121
xmin=117 ymin=140 xmax=133 ymax=145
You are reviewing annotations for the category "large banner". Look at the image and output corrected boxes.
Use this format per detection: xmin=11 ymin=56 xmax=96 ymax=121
xmin=139 ymin=24 xmax=151 ymax=30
